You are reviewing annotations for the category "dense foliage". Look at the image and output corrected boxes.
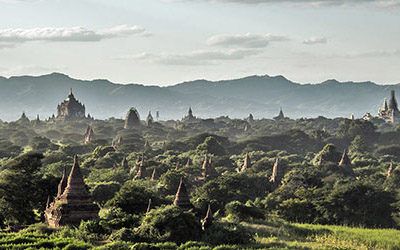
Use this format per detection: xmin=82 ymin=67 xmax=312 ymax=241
xmin=1 ymin=113 xmax=400 ymax=248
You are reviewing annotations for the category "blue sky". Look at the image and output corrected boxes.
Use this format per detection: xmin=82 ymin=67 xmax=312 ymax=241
xmin=0 ymin=0 xmax=399 ymax=85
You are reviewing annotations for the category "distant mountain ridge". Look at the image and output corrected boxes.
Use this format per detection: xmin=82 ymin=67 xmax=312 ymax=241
xmin=0 ymin=72 xmax=397 ymax=121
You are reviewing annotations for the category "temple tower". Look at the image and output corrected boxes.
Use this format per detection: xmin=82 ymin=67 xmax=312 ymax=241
xmin=45 ymin=156 xmax=99 ymax=227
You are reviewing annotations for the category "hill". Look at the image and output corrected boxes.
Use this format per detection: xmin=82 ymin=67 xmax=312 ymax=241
xmin=0 ymin=72 xmax=397 ymax=121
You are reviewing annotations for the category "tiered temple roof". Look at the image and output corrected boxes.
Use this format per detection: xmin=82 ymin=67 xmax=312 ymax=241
xmin=45 ymin=156 xmax=99 ymax=227
xmin=56 ymin=89 xmax=86 ymax=121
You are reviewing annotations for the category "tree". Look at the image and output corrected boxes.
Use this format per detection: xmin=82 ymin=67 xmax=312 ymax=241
xmin=137 ymin=205 xmax=201 ymax=243
xmin=106 ymin=180 xmax=162 ymax=214
xmin=196 ymin=136 xmax=226 ymax=156
xmin=0 ymin=152 xmax=44 ymax=226
xmin=322 ymin=181 xmax=396 ymax=227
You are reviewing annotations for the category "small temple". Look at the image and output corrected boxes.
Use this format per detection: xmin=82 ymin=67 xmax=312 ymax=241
xmin=56 ymin=89 xmax=86 ymax=121
xmin=83 ymin=125 xmax=94 ymax=144
xmin=273 ymin=108 xmax=285 ymax=120
xmin=124 ymin=107 xmax=141 ymax=129
xmin=202 ymin=155 xmax=218 ymax=180
xmin=202 ymin=204 xmax=213 ymax=231
xmin=182 ymin=107 xmax=196 ymax=122
xmin=240 ymin=153 xmax=251 ymax=172
xmin=338 ymin=149 xmax=351 ymax=167
xmin=269 ymin=158 xmax=284 ymax=186
xmin=378 ymin=90 xmax=400 ymax=123
xmin=45 ymin=156 xmax=99 ymax=227
xmin=146 ymin=111 xmax=154 ymax=126
xmin=173 ymin=177 xmax=193 ymax=210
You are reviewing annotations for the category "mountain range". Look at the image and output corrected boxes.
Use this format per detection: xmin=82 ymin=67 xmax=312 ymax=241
xmin=0 ymin=72 xmax=397 ymax=121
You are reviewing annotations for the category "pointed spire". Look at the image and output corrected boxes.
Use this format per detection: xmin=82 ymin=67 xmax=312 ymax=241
xmin=57 ymin=167 xmax=68 ymax=197
xmin=202 ymin=204 xmax=213 ymax=231
xmin=387 ymin=162 xmax=394 ymax=178
xmin=173 ymin=177 xmax=193 ymax=209
xmin=389 ymin=90 xmax=399 ymax=112
xmin=121 ymin=157 xmax=129 ymax=169
xmin=151 ymin=168 xmax=157 ymax=181
xmin=146 ymin=111 xmax=154 ymax=126
xmin=60 ymin=155 xmax=91 ymax=200
xmin=185 ymin=158 xmax=191 ymax=168
xmin=338 ymin=149 xmax=351 ymax=167
xmin=146 ymin=198 xmax=152 ymax=214
xmin=269 ymin=158 xmax=282 ymax=184
xmin=241 ymin=153 xmax=251 ymax=172
xmin=384 ymin=98 xmax=389 ymax=111
xmin=83 ymin=125 xmax=94 ymax=144
xmin=46 ymin=195 xmax=51 ymax=209
xmin=134 ymin=157 xmax=146 ymax=179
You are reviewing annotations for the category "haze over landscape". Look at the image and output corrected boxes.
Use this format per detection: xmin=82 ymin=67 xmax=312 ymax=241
xmin=0 ymin=72 xmax=398 ymax=121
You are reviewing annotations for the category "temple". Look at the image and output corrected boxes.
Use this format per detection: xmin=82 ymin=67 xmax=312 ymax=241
xmin=273 ymin=108 xmax=285 ymax=120
xmin=240 ymin=153 xmax=251 ymax=172
xmin=202 ymin=204 xmax=213 ymax=231
xmin=182 ymin=107 xmax=196 ymax=122
xmin=173 ymin=177 xmax=193 ymax=210
xmin=83 ymin=125 xmax=94 ymax=144
xmin=377 ymin=90 xmax=400 ymax=123
xmin=269 ymin=158 xmax=284 ymax=187
xmin=338 ymin=150 xmax=351 ymax=167
xmin=45 ymin=156 xmax=99 ymax=227
xmin=56 ymin=89 xmax=86 ymax=121
xmin=146 ymin=111 xmax=154 ymax=126
xmin=124 ymin=107 xmax=141 ymax=129
xmin=202 ymin=155 xmax=218 ymax=180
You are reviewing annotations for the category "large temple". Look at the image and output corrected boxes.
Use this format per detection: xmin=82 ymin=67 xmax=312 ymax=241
xmin=45 ymin=156 xmax=99 ymax=227
xmin=56 ymin=89 xmax=86 ymax=121
xmin=378 ymin=90 xmax=400 ymax=123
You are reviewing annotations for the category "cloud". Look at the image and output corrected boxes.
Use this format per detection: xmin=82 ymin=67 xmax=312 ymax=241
xmin=118 ymin=49 xmax=263 ymax=65
xmin=207 ymin=33 xmax=289 ymax=48
xmin=170 ymin=0 xmax=400 ymax=8
xmin=303 ymin=37 xmax=327 ymax=45
xmin=0 ymin=25 xmax=146 ymax=43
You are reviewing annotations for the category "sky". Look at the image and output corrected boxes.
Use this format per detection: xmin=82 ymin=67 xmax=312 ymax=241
xmin=0 ymin=0 xmax=399 ymax=85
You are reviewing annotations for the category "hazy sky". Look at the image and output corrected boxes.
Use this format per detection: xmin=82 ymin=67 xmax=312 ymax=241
xmin=0 ymin=0 xmax=399 ymax=85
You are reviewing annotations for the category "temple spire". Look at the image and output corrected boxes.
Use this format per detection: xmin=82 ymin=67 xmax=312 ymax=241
xmin=151 ymin=168 xmax=157 ymax=181
xmin=387 ymin=162 xmax=394 ymax=178
xmin=202 ymin=204 xmax=213 ymax=231
xmin=146 ymin=198 xmax=152 ymax=214
xmin=57 ymin=167 xmax=68 ymax=197
xmin=240 ymin=153 xmax=251 ymax=172
xmin=338 ymin=149 xmax=351 ymax=167
xmin=173 ymin=177 xmax=193 ymax=210
xmin=270 ymin=158 xmax=283 ymax=186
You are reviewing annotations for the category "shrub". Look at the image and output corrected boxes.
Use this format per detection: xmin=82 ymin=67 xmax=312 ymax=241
xmin=137 ymin=205 xmax=201 ymax=243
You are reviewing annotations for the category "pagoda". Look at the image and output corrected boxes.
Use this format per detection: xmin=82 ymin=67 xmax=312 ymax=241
xmin=124 ymin=107 xmax=141 ymax=129
xmin=45 ymin=156 xmax=99 ymax=227
xmin=173 ymin=177 xmax=193 ymax=210
xmin=56 ymin=89 xmax=86 ymax=121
